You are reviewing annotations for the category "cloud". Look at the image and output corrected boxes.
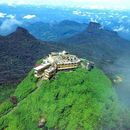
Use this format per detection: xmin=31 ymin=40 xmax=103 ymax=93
xmin=73 ymin=11 xmax=89 ymax=17
xmin=113 ymin=26 xmax=129 ymax=33
xmin=6 ymin=14 xmax=16 ymax=19
xmin=81 ymin=14 xmax=87 ymax=16
xmin=90 ymin=18 xmax=98 ymax=23
xmin=113 ymin=26 xmax=124 ymax=32
xmin=109 ymin=15 xmax=114 ymax=18
xmin=0 ymin=12 xmax=6 ymax=18
xmin=105 ymin=21 xmax=111 ymax=25
xmin=0 ymin=0 xmax=130 ymax=9
xmin=73 ymin=11 xmax=82 ymax=15
xmin=23 ymin=14 xmax=36 ymax=19
xmin=0 ymin=18 xmax=22 ymax=35
xmin=121 ymin=15 xmax=128 ymax=19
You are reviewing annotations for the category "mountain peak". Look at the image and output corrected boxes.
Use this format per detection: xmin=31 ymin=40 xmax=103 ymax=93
xmin=87 ymin=22 xmax=102 ymax=33
xmin=7 ymin=26 xmax=36 ymax=40
xmin=15 ymin=27 xmax=29 ymax=34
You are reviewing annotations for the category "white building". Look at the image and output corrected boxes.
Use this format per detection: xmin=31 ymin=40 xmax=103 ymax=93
xmin=34 ymin=51 xmax=81 ymax=79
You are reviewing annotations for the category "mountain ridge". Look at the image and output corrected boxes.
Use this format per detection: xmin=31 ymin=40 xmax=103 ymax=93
xmin=0 ymin=22 xmax=130 ymax=102
xmin=0 ymin=27 xmax=60 ymax=86
xmin=1 ymin=22 xmax=130 ymax=86
xmin=59 ymin=22 xmax=130 ymax=68
xmin=23 ymin=20 xmax=87 ymax=41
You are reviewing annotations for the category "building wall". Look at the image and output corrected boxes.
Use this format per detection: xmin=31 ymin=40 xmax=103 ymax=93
xmin=57 ymin=63 xmax=79 ymax=70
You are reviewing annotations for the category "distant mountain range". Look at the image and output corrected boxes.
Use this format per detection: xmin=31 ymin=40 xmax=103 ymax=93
xmin=23 ymin=20 xmax=87 ymax=41
xmin=0 ymin=5 xmax=130 ymax=40
xmin=0 ymin=22 xmax=130 ymax=87
xmin=60 ymin=22 xmax=130 ymax=69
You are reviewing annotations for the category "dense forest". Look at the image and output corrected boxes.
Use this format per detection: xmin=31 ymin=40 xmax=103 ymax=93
xmin=1 ymin=67 xmax=130 ymax=130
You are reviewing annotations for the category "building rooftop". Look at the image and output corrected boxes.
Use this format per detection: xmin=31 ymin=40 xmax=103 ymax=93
xmin=45 ymin=66 xmax=56 ymax=73
xmin=34 ymin=51 xmax=81 ymax=79
xmin=34 ymin=63 xmax=51 ymax=71
xmin=48 ymin=51 xmax=80 ymax=65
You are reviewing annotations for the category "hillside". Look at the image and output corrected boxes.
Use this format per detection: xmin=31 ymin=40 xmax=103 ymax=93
xmin=0 ymin=27 xmax=60 ymax=86
xmin=1 ymin=23 xmax=130 ymax=102
xmin=59 ymin=22 xmax=130 ymax=69
xmin=23 ymin=20 xmax=87 ymax=41
xmin=0 ymin=67 xmax=130 ymax=130
xmin=1 ymin=22 xmax=130 ymax=87
xmin=0 ymin=27 xmax=61 ymax=102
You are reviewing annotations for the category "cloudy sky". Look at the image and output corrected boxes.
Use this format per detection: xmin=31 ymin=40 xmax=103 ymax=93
xmin=0 ymin=0 xmax=130 ymax=9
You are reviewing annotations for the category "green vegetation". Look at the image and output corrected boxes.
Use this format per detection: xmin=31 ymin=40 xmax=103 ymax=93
xmin=0 ymin=70 xmax=38 ymax=118
xmin=14 ymin=70 xmax=38 ymax=101
xmin=0 ymin=86 xmax=15 ymax=103
xmin=0 ymin=67 xmax=130 ymax=130
xmin=0 ymin=100 xmax=13 ymax=117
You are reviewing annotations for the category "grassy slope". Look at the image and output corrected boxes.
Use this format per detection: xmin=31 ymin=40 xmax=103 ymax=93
xmin=0 ymin=86 xmax=15 ymax=103
xmin=0 ymin=68 xmax=130 ymax=130
xmin=0 ymin=59 xmax=42 ymax=117
xmin=0 ymin=70 xmax=37 ymax=118
xmin=0 ymin=54 xmax=43 ymax=104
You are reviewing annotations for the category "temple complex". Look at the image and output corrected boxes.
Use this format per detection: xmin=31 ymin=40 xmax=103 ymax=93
xmin=34 ymin=51 xmax=81 ymax=80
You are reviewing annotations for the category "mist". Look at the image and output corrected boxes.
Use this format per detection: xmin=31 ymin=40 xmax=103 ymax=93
xmin=105 ymin=54 xmax=130 ymax=108
xmin=0 ymin=18 xmax=22 ymax=36
xmin=114 ymin=56 xmax=130 ymax=108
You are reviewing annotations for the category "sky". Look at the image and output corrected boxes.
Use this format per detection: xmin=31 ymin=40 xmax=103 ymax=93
xmin=0 ymin=0 xmax=130 ymax=9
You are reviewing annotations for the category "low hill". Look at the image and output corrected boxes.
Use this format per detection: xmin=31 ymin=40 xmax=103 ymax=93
xmin=0 ymin=67 xmax=130 ymax=130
